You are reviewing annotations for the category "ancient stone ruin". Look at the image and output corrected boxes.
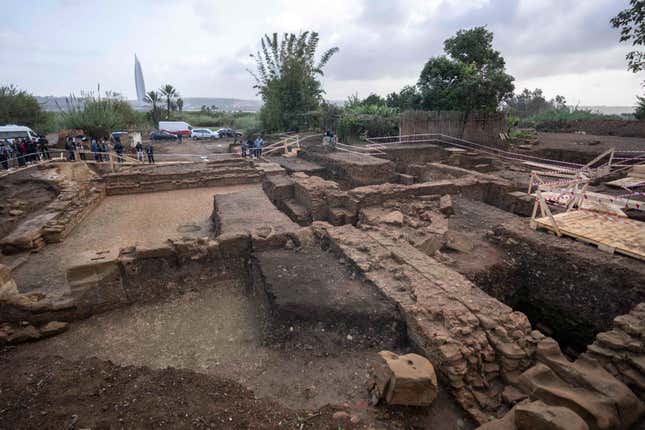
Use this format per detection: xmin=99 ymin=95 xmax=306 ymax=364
xmin=1 ymin=136 xmax=644 ymax=429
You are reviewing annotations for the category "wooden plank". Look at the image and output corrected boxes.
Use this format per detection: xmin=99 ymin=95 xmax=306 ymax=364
xmin=534 ymin=211 xmax=645 ymax=261
xmin=605 ymin=177 xmax=645 ymax=188
xmin=522 ymin=160 xmax=576 ymax=172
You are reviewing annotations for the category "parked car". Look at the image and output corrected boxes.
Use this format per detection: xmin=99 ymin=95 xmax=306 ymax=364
xmin=159 ymin=121 xmax=193 ymax=136
xmin=216 ymin=128 xmax=242 ymax=138
xmin=191 ymin=128 xmax=220 ymax=140
xmin=149 ymin=131 xmax=178 ymax=141
xmin=110 ymin=131 xmax=128 ymax=142
xmin=0 ymin=124 xmax=39 ymax=141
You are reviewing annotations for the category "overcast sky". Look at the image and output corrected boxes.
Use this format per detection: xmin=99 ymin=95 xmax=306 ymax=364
xmin=1 ymin=0 xmax=642 ymax=106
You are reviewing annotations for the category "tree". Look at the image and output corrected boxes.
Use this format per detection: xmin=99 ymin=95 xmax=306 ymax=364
xmin=636 ymin=95 xmax=645 ymax=120
xmin=177 ymin=97 xmax=184 ymax=112
xmin=159 ymin=84 xmax=179 ymax=120
xmin=249 ymin=31 xmax=338 ymax=131
xmin=386 ymin=85 xmax=422 ymax=111
xmin=0 ymin=85 xmax=52 ymax=132
xmin=417 ymin=27 xmax=514 ymax=113
xmin=611 ymin=1 xmax=645 ymax=74
xmin=144 ymin=90 xmax=163 ymax=125
xmin=61 ymin=91 xmax=143 ymax=138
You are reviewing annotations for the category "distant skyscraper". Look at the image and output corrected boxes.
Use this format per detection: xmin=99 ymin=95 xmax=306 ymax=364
xmin=134 ymin=54 xmax=146 ymax=105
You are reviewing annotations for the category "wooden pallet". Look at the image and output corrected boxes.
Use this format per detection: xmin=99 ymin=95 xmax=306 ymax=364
xmin=533 ymin=211 xmax=645 ymax=261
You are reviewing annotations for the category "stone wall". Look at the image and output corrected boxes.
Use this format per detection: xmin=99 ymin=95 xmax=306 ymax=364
xmin=583 ymin=303 xmax=645 ymax=402
xmin=67 ymin=234 xmax=252 ymax=316
xmin=316 ymin=223 xmax=537 ymax=424
xmin=400 ymin=111 xmax=506 ymax=146
xmin=0 ymin=165 xmax=105 ymax=254
xmin=103 ymin=159 xmax=261 ymax=195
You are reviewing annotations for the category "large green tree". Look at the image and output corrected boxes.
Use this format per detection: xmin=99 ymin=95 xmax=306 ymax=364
xmin=417 ymin=27 xmax=514 ymax=113
xmin=0 ymin=85 xmax=51 ymax=131
xmin=611 ymin=0 xmax=645 ymax=74
xmin=249 ymin=32 xmax=338 ymax=131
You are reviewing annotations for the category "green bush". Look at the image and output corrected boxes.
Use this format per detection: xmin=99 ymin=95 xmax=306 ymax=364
xmin=518 ymin=108 xmax=620 ymax=129
xmin=60 ymin=93 xmax=146 ymax=138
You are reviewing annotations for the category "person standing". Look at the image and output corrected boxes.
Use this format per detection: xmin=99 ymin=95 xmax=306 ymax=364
xmin=135 ymin=141 xmax=144 ymax=162
xmin=99 ymin=139 xmax=108 ymax=162
xmin=65 ymin=136 xmax=75 ymax=161
xmin=38 ymin=136 xmax=50 ymax=160
xmin=240 ymin=138 xmax=247 ymax=158
xmin=91 ymin=138 xmax=99 ymax=161
xmin=247 ymin=137 xmax=255 ymax=158
xmin=254 ymin=135 xmax=264 ymax=159
xmin=114 ymin=140 xmax=124 ymax=163
xmin=145 ymin=142 xmax=155 ymax=164
xmin=0 ymin=141 xmax=8 ymax=170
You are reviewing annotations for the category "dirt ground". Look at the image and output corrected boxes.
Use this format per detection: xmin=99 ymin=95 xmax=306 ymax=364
xmin=11 ymin=184 xmax=257 ymax=295
xmin=0 ymin=175 xmax=58 ymax=239
xmin=0 ymin=355 xmax=361 ymax=430
xmin=2 ymin=283 xmax=473 ymax=430
xmin=151 ymin=137 xmax=239 ymax=162
xmin=534 ymin=132 xmax=645 ymax=153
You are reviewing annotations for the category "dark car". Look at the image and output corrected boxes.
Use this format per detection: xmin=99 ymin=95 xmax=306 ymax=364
xmin=149 ymin=131 xmax=178 ymax=141
xmin=111 ymin=131 xmax=128 ymax=142
xmin=216 ymin=128 xmax=242 ymax=138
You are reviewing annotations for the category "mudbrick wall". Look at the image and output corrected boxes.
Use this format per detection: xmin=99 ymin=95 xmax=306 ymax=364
xmin=476 ymin=222 xmax=645 ymax=352
xmin=400 ymin=111 xmax=506 ymax=146
xmin=102 ymin=159 xmax=261 ymax=195
xmin=299 ymin=150 xmax=397 ymax=187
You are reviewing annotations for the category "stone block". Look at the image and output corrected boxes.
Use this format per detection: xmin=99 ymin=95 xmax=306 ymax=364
xmin=370 ymin=350 xmax=438 ymax=407
xmin=515 ymin=400 xmax=589 ymax=430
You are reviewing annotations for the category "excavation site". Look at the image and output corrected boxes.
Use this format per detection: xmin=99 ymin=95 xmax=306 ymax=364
xmin=1 ymin=127 xmax=645 ymax=430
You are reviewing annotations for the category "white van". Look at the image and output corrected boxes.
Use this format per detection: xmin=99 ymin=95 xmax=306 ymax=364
xmin=0 ymin=125 xmax=39 ymax=140
xmin=158 ymin=121 xmax=193 ymax=136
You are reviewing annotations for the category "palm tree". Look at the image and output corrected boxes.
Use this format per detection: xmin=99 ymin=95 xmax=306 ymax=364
xmin=177 ymin=97 xmax=184 ymax=112
xmin=144 ymin=90 xmax=162 ymax=124
xmin=159 ymin=84 xmax=178 ymax=120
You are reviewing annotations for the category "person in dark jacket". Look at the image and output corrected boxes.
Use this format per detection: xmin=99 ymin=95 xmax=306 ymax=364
xmin=65 ymin=137 xmax=75 ymax=161
xmin=0 ymin=141 xmax=9 ymax=170
xmin=38 ymin=136 xmax=50 ymax=160
xmin=135 ymin=141 xmax=144 ymax=162
xmin=113 ymin=141 xmax=124 ymax=163
xmin=145 ymin=142 xmax=155 ymax=163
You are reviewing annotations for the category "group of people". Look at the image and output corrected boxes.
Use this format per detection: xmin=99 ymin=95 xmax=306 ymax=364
xmin=63 ymin=135 xmax=155 ymax=164
xmin=241 ymin=136 xmax=264 ymax=159
xmin=0 ymin=136 xmax=50 ymax=171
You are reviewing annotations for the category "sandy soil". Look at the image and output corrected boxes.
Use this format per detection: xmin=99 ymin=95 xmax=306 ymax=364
xmin=12 ymin=184 xmax=257 ymax=295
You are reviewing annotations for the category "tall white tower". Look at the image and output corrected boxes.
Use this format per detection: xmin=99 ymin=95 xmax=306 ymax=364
xmin=134 ymin=54 xmax=146 ymax=105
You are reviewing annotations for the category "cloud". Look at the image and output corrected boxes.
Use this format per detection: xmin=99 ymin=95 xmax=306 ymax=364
xmin=0 ymin=0 xmax=641 ymax=105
